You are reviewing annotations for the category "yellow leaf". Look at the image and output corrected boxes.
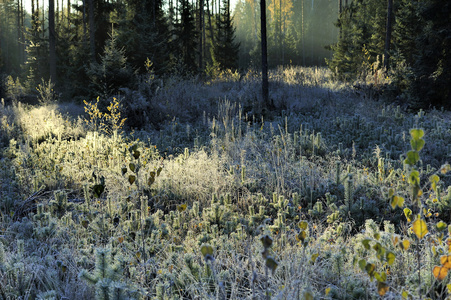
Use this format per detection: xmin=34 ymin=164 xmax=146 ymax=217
xmin=311 ymin=253 xmax=319 ymax=263
xmin=440 ymin=255 xmax=451 ymax=269
xmin=377 ymin=281 xmax=389 ymax=296
xmin=402 ymin=290 xmax=409 ymax=299
xmin=433 ymin=265 xmax=449 ymax=280
xmin=412 ymin=218 xmax=428 ymax=239
xmin=118 ymin=236 xmax=124 ymax=244
xmin=325 ymin=287 xmax=331 ymax=296
xmin=401 ymin=239 xmax=410 ymax=251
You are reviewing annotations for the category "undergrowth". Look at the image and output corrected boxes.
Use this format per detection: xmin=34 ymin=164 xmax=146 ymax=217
xmin=1 ymin=67 xmax=451 ymax=299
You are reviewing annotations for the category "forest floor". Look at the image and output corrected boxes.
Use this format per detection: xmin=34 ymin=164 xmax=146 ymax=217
xmin=1 ymin=66 xmax=451 ymax=299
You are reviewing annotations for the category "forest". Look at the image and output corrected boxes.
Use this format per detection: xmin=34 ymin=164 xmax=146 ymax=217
xmin=1 ymin=0 xmax=451 ymax=299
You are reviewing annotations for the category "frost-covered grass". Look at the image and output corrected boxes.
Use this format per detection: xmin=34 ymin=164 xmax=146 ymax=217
xmin=1 ymin=67 xmax=451 ymax=299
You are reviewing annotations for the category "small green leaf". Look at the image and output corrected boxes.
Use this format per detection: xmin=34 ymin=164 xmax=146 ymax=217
xmin=92 ymin=184 xmax=104 ymax=198
xmin=374 ymin=232 xmax=381 ymax=240
xmin=410 ymin=128 xmax=424 ymax=140
xmin=386 ymin=251 xmax=396 ymax=266
xmin=311 ymin=253 xmax=319 ymax=263
xmin=156 ymin=167 xmax=163 ymax=176
xmin=410 ymin=138 xmax=425 ymax=152
xmin=430 ymin=174 xmax=440 ymax=192
xmin=404 ymin=207 xmax=412 ymax=222
xmin=133 ymin=150 xmax=140 ymax=159
xmin=437 ymin=221 xmax=447 ymax=232
xmin=388 ymin=188 xmax=394 ymax=198
xmin=200 ymin=244 xmax=214 ymax=259
xmin=128 ymin=175 xmax=136 ymax=185
xmin=362 ymin=239 xmax=371 ymax=250
xmin=265 ymin=256 xmax=278 ymax=274
xmin=358 ymin=259 xmax=366 ymax=272
xmin=177 ymin=204 xmax=187 ymax=212
xmin=261 ymin=235 xmax=273 ymax=249
xmin=374 ymin=272 xmax=383 ymax=282
xmin=365 ymin=263 xmax=376 ymax=277
xmin=129 ymin=163 xmax=136 ymax=172
xmin=391 ymin=195 xmax=405 ymax=209
xmin=121 ymin=167 xmax=127 ymax=176
xmin=405 ymin=151 xmax=420 ymax=166
xmin=298 ymin=220 xmax=308 ymax=230
xmin=148 ymin=171 xmax=156 ymax=186
xmin=297 ymin=231 xmax=307 ymax=243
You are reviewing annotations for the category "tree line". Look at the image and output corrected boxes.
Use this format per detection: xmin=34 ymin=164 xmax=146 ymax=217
xmin=0 ymin=0 xmax=240 ymax=100
xmin=328 ymin=0 xmax=450 ymax=109
xmin=0 ymin=0 xmax=449 ymax=109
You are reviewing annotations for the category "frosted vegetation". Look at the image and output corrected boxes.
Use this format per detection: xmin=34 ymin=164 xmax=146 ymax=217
xmin=2 ymin=67 xmax=451 ymax=299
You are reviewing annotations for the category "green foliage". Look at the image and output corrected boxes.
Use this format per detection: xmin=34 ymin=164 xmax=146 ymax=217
xmin=87 ymin=30 xmax=135 ymax=99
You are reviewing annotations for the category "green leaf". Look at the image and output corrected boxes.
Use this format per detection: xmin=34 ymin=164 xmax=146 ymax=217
xmin=391 ymin=195 xmax=405 ymax=209
xmin=128 ymin=175 xmax=136 ymax=185
xmin=311 ymin=253 xmax=319 ymax=263
xmin=148 ymin=171 xmax=156 ymax=186
xmin=261 ymin=235 xmax=273 ymax=249
xmin=437 ymin=221 xmax=447 ymax=232
xmin=410 ymin=128 xmax=424 ymax=140
xmin=265 ymin=256 xmax=278 ymax=274
xmin=200 ymin=244 xmax=214 ymax=259
xmin=388 ymin=188 xmax=394 ymax=198
xmin=408 ymin=170 xmax=420 ymax=186
xmin=129 ymin=163 xmax=136 ymax=172
xmin=133 ymin=150 xmax=140 ymax=159
xmin=177 ymin=204 xmax=187 ymax=212
xmin=404 ymin=207 xmax=412 ymax=222
xmin=298 ymin=220 xmax=308 ymax=230
xmin=362 ymin=239 xmax=371 ymax=250
xmin=410 ymin=138 xmax=425 ymax=152
xmin=386 ymin=251 xmax=396 ymax=266
xmin=365 ymin=263 xmax=376 ymax=277
xmin=156 ymin=167 xmax=163 ymax=176
xmin=405 ymin=151 xmax=420 ymax=166
xmin=92 ymin=184 xmax=104 ymax=198
xmin=374 ymin=272 xmax=383 ymax=282
xmin=358 ymin=259 xmax=367 ymax=271
xmin=121 ymin=167 xmax=127 ymax=176
xmin=297 ymin=231 xmax=307 ymax=243
xmin=430 ymin=174 xmax=440 ymax=192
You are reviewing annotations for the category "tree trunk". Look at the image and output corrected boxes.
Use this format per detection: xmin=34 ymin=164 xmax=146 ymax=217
xmin=384 ymin=0 xmax=393 ymax=70
xmin=88 ymin=0 xmax=95 ymax=62
xmin=198 ymin=0 xmax=203 ymax=73
xmin=260 ymin=0 xmax=270 ymax=108
xmin=206 ymin=0 xmax=215 ymax=45
xmin=49 ymin=0 xmax=57 ymax=83
xmin=83 ymin=0 xmax=87 ymax=46
xmin=67 ymin=0 xmax=70 ymax=26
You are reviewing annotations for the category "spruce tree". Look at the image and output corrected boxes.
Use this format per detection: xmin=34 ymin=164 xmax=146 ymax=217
xmin=211 ymin=0 xmax=240 ymax=70
xmin=173 ymin=0 xmax=198 ymax=74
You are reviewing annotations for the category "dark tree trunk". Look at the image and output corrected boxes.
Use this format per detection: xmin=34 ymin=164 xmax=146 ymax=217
xmin=384 ymin=0 xmax=393 ymax=70
xmin=206 ymin=0 xmax=215 ymax=45
xmin=88 ymin=0 xmax=95 ymax=62
xmin=198 ymin=0 xmax=203 ymax=73
xmin=83 ymin=0 xmax=87 ymax=46
xmin=49 ymin=0 xmax=57 ymax=83
xmin=260 ymin=0 xmax=270 ymax=108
